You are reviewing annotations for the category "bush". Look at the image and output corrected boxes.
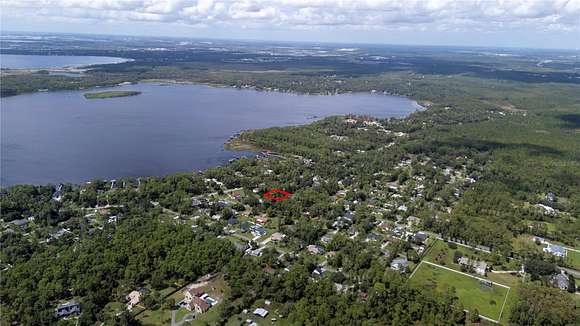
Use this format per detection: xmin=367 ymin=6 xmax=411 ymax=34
xmin=469 ymin=309 xmax=480 ymax=323
xmin=453 ymin=250 xmax=463 ymax=263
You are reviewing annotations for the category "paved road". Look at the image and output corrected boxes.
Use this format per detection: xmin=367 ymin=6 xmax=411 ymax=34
xmin=559 ymin=267 xmax=580 ymax=278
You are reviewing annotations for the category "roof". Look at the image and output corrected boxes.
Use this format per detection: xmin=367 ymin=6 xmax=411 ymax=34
xmin=307 ymin=244 xmax=325 ymax=254
xmin=553 ymin=273 xmax=568 ymax=289
xmin=185 ymin=287 xmax=204 ymax=297
xmin=415 ymin=232 xmax=428 ymax=241
xmin=271 ymin=232 xmax=286 ymax=241
xmin=254 ymin=308 xmax=269 ymax=318
xmin=189 ymin=296 xmax=210 ymax=311
xmin=9 ymin=219 xmax=29 ymax=226
xmin=474 ymin=261 xmax=487 ymax=270
xmin=57 ymin=300 xmax=80 ymax=309
xmin=391 ymin=257 xmax=409 ymax=267
xmin=547 ymin=245 xmax=566 ymax=255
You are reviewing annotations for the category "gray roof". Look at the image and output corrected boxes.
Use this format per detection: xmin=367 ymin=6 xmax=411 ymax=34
xmin=9 ymin=219 xmax=29 ymax=227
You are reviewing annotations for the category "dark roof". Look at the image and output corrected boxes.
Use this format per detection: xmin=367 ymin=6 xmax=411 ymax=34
xmin=415 ymin=232 xmax=428 ymax=241
xmin=9 ymin=219 xmax=29 ymax=227
xmin=57 ymin=300 xmax=80 ymax=309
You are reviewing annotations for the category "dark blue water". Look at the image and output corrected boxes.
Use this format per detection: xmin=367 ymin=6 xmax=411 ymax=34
xmin=0 ymin=54 xmax=129 ymax=69
xmin=1 ymin=83 xmax=421 ymax=186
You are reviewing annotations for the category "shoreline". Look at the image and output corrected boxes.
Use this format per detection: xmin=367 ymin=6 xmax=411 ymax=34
xmin=1 ymin=80 xmax=426 ymax=188
xmin=0 ymin=56 xmax=133 ymax=76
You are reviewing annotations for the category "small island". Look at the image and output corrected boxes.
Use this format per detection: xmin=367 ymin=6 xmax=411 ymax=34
xmin=84 ymin=91 xmax=141 ymax=99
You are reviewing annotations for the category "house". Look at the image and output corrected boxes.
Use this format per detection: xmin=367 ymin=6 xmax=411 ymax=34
xmin=537 ymin=204 xmax=556 ymax=215
xmin=414 ymin=231 xmax=428 ymax=244
xmin=307 ymin=245 xmax=325 ymax=255
xmin=343 ymin=211 xmax=355 ymax=222
xmin=271 ymin=232 xmax=286 ymax=242
xmin=473 ymin=261 xmax=488 ymax=276
xmin=191 ymin=198 xmax=202 ymax=207
xmin=47 ymin=229 xmax=72 ymax=243
xmin=546 ymin=192 xmax=557 ymax=203
xmin=217 ymin=200 xmax=230 ymax=208
xmin=407 ymin=216 xmax=421 ymax=226
xmin=126 ymin=291 xmax=141 ymax=309
xmin=256 ymin=216 xmax=268 ymax=225
xmin=247 ymin=248 xmax=263 ymax=257
xmin=186 ymin=296 xmax=210 ymax=314
xmin=184 ymin=288 xmax=204 ymax=303
xmin=52 ymin=191 xmax=63 ymax=202
xmin=250 ymin=225 xmax=267 ymax=238
xmin=552 ymin=272 xmax=569 ymax=291
xmin=390 ymin=257 xmax=409 ymax=272
xmin=366 ymin=232 xmax=381 ymax=242
xmin=312 ymin=266 xmax=327 ymax=277
xmin=253 ymin=308 xmax=269 ymax=318
xmin=55 ymin=300 xmax=81 ymax=317
xmin=9 ymin=219 xmax=29 ymax=228
xmin=459 ymin=258 xmax=487 ymax=276
xmin=126 ymin=288 xmax=149 ymax=310
xmin=533 ymin=236 xmax=547 ymax=244
xmin=378 ymin=221 xmax=392 ymax=231
xmin=543 ymin=244 xmax=567 ymax=257
xmin=458 ymin=257 xmax=470 ymax=266
xmin=320 ymin=234 xmax=334 ymax=244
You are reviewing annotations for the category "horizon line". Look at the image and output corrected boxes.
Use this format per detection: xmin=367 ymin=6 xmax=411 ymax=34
xmin=2 ymin=29 xmax=578 ymax=53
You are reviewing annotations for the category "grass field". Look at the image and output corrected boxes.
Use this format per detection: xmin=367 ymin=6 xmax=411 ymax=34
xmin=565 ymin=249 xmax=580 ymax=270
xmin=410 ymin=262 xmax=510 ymax=322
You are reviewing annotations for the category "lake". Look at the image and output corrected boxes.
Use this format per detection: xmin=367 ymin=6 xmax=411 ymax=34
xmin=1 ymin=83 xmax=422 ymax=186
xmin=0 ymin=54 xmax=130 ymax=69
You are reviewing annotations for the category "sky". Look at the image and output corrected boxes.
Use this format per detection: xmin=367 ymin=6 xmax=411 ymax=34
xmin=1 ymin=0 xmax=579 ymax=49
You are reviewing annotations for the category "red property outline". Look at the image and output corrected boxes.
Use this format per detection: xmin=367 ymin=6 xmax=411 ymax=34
xmin=263 ymin=189 xmax=291 ymax=202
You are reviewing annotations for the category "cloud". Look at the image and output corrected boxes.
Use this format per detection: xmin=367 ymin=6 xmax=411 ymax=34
xmin=3 ymin=0 xmax=580 ymax=32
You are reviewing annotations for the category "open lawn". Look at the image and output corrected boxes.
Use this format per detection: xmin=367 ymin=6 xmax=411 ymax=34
xmin=137 ymin=308 xmax=172 ymax=326
xmin=565 ymin=249 xmax=580 ymax=270
xmin=410 ymin=261 xmax=510 ymax=322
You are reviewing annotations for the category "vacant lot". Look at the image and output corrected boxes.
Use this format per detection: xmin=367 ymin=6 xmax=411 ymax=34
xmin=410 ymin=262 xmax=510 ymax=322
